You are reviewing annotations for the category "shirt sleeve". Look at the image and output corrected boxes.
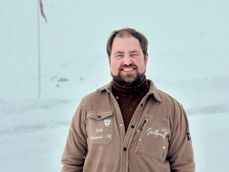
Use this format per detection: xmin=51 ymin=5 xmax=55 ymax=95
xmin=167 ymin=102 xmax=195 ymax=172
xmin=61 ymin=98 xmax=88 ymax=172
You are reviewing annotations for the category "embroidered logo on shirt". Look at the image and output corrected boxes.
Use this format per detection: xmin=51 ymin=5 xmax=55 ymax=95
xmin=146 ymin=128 xmax=169 ymax=140
xmin=104 ymin=119 xmax=111 ymax=127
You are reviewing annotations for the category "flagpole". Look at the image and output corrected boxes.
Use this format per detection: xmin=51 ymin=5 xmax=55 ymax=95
xmin=37 ymin=0 xmax=41 ymax=99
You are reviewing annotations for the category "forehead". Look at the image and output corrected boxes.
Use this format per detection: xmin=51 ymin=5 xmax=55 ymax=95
xmin=111 ymin=36 xmax=142 ymax=52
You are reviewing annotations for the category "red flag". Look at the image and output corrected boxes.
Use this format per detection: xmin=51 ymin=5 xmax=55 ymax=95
xmin=39 ymin=0 xmax=47 ymax=23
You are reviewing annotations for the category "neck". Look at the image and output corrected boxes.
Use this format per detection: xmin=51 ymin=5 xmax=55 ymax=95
xmin=112 ymin=74 xmax=146 ymax=87
xmin=112 ymin=76 xmax=148 ymax=94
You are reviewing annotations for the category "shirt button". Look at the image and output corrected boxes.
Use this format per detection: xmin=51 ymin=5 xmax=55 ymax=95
xmin=123 ymin=147 xmax=127 ymax=151
xmin=130 ymin=125 xmax=135 ymax=129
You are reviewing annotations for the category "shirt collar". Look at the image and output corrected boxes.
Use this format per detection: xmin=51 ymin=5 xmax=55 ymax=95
xmin=147 ymin=80 xmax=162 ymax=103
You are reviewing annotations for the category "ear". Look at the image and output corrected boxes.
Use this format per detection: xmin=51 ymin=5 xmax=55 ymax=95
xmin=144 ymin=52 xmax=148 ymax=65
xmin=108 ymin=56 xmax=111 ymax=66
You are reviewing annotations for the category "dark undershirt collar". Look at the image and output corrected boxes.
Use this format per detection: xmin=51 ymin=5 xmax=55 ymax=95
xmin=112 ymin=76 xmax=149 ymax=94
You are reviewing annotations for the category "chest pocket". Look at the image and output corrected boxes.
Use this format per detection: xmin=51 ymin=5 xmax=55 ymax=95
xmin=135 ymin=115 xmax=170 ymax=160
xmin=87 ymin=111 xmax=113 ymax=144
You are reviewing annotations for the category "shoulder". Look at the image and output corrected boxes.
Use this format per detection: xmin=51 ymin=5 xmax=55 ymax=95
xmin=149 ymin=80 xmax=184 ymax=111
xmin=148 ymin=80 xmax=186 ymax=120
xmin=79 ymin=82 xmax=112 ymax=112
xmin=158 ymin=89 xmax=183 ymax=109
xmin=82 ymin=83 xmax=110 ymax=101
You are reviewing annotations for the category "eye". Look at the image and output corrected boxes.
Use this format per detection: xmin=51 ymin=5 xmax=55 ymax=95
xmin=130 ymin=53 xmax=140 ymax=57
xmin=114 ymin=54 xmax=124 ymax=59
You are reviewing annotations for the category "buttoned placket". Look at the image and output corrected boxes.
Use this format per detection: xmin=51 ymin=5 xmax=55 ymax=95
xmin=109 ymin=89 xmax=150 ymax=172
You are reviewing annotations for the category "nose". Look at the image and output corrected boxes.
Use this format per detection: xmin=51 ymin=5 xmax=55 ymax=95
xmin=123 ymin=55 xmax=132 ymax=65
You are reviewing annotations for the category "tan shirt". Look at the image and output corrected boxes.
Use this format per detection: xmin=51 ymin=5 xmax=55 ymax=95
xmin=61 ymin=80 xmax=195 ymax=172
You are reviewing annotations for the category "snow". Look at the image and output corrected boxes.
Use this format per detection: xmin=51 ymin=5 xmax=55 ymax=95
xmin=1 ymin=0 xmax=229 ymax=171
xmin=0 ymin=99 xmax=75 ymax=172
xmin=1 ymin=77 xmax=229 ymax=172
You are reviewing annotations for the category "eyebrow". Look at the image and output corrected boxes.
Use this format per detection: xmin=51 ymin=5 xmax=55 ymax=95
xmin=113 ymin=51 xmax=124 ymax=55
xmin=112 ymin=50 xmax=141 ymax=56
xmin=129 ymin=50 xmax=140 ymax=54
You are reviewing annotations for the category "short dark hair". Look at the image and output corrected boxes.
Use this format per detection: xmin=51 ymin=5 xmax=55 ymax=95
xmin=106 ymin=28 xmax=148 ymax=57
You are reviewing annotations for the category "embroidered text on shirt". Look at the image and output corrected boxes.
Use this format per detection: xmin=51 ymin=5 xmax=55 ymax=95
xmin=146 ymin=128 xmax=169 ymax=140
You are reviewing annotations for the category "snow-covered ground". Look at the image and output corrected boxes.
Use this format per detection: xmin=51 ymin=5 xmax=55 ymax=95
xmin=0 ymin=77 xmax=228 ymax=172
xmin=0 ymin=98 xmax=75 ymax=172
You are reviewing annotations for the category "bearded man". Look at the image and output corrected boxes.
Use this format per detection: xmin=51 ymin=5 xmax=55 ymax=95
xmin=61 ymin=28 xmax=195 ymax=172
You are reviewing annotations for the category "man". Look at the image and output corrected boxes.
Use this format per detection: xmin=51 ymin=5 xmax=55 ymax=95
xmin=61 ymin=28 xmax=195 ymax=172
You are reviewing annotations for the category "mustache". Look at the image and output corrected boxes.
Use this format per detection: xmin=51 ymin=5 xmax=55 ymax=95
xmin=119 ymin=64 xmax=137 ymax=70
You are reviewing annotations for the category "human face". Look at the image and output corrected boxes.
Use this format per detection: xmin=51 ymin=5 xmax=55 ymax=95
xmin=109 ymin=36 xmax=148 ymax=85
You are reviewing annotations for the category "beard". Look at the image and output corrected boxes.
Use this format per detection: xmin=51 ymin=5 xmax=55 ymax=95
xmin=111 ymin=69 xmax=146 ymax=87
